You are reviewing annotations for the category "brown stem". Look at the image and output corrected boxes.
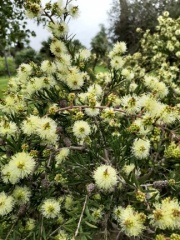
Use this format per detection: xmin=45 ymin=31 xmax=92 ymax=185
xmin=43 ymin=10 xmax=55 ymax=23
xmin=74 ymin=195 xmax=88 ymax=238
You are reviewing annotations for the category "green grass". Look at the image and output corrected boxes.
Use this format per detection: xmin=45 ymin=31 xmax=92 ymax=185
xmin=0 ymin=75 xmax=10 ymax=98
xmin=95 ymin=65 xmax=108 ymax=73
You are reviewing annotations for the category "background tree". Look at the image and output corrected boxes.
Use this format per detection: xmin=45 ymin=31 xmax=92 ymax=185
xmin=0 ymin=0 xmax=36 ymax=75
xmin=71 ymin=39 xmax=86 ymax=51
xmin=90 ymin=24 xmax=110 ymax=70
xmin=39 ymin=37 xmax=54 ymax=60
xmin=15 ymin=47 xmax=43 ymax=67
xmin=108 ymin=0 xmax=180 ymax=53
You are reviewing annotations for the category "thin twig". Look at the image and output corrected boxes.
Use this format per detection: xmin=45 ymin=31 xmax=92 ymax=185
xmin=116 ymin=231 xmax=121 ymax=240
xmin=48 ymin=226 xmax=62 ymax=238
xmin=22 ymin=233 xmax=32 ymax=240
xmin=47 ymin=152 xmax=53 ymax=168
xmin=74 ymin=195 xmax=88 ymax=238
xmin=5 ymin=219 xmax=18 ymax=240
xmin=43 ymin=10 xmax=55 ymax=23
xmin=40 ymin=216 xmax=44 ymax=240
xmin=70 ymin=145 xmax=85 ymax=150
xmin=95 ymin=118 xmax=110 ymax=164
xmin=57 ymin=105 xmax=125 ymax=114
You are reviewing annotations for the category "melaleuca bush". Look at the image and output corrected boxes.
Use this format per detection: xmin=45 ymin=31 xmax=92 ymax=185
xmin=0 ymin=2 xmax=180 ymax=239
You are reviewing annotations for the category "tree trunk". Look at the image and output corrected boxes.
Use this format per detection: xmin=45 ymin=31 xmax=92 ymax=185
xmin=4 ymin=51 xmax=11 ymax=77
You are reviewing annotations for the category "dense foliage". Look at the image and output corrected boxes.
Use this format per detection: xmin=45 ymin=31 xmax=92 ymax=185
xmin=0 ymin=57 xmax=16 ymax=76
xmin=14 ymin=48 xmax=43 ymax=66
xmin=108 ymin=0 xmax=180 ymax=53
xmin=90 ymin=24 xmax=110 ymax=69
xmin=0 ymin=1 xmax=180 ymax=239
xmin=0 ymin=0 xmax=36 ymax=55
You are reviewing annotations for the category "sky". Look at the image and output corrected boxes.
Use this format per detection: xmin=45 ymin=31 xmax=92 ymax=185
xmin=28 ymin=0 xmax=113 ymax=51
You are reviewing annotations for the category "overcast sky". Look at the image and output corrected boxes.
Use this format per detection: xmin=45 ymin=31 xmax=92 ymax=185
xmin=28 ymin=0 xmax=113 ymax=51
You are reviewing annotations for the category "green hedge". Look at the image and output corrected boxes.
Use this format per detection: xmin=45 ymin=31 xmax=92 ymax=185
xmin=0 ymin=57 xmax=16 ymax=76
xmin=15 ymin=48 xmax=43 ymax=66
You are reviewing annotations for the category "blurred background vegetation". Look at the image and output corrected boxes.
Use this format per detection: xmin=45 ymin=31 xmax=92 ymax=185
xmin=1 ymin=0 xmax=180 ymax=93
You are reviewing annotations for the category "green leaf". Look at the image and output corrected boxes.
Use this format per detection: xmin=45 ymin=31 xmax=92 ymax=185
xmin=84 ymin=221 xmax=97 ymax=229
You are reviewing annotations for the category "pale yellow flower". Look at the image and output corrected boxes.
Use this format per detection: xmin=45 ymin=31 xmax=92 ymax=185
xmin=9 ymin=152 xmax=36 ymax=180
xmin=73 ymin=120 xmax=91 ymax=139
xmin=93 ymin=165 xmax=118 ymax=191
xmin=13 ymin=186 xmax=31 ymax=205
xmin=41 ymin=198 xmax=60 ymax=219
xmin=0 ymin=192 xmax=14 ymax=216
xmin=132 ymin=138 xmax=150 ymax=159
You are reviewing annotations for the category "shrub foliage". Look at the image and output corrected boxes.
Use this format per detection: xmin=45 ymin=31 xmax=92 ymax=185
xmin=0 ymin=1 xmax=180 ymax=240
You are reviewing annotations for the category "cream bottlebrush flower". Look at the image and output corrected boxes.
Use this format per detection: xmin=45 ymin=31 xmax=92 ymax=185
xmin=118 ymin=205 xmax=146 ymax=237
xmin=48 ymin=21 xmax=69 ymax=37
xmin=25 ymin=77 xmax=56 ymax=96
xmin=24 ymin=218 xmax=36 ymax=231
xmin=25 ymin=3 xmax=41 ymax=19
xmin=144 ymin=75 xmax=168 ymax=98
xmin=64 ymin=195 xmax=74 ymax=210
xmin=56 ymin=53 xmax=71 ymax=66
xmin=0 ymin=192 xmax=14 ymax=216
xmin=158 ymin=106 xmax=178 ymax=125
xmin=1 ymin=163 xmax=20 ymax=184
xmin=138 ymin=94 xmax=164 ymax=118
xmin=113 ymin=41 xmax=127 ymax=55
xmin=0 ymin=120 xmax=17 ymax=136
xmin=154 ymin=81 xmax=169 ymax=98
xmin=25 ymin=77 xmax=44 ymax=96
xmin=78 ymin=48 xmax=91 ymax=60
xmin=149 ymin=197 xmax=180 ymax=230
xmin=110 ymin=56 xmax=124 ymax=70
xmin=76 ymin=92 xmax=89 ymax=105
xmin=133 ymin=118 xmax=153 ymax=136
xmin=93 ymin=165 xmax=118 ymax=191
xmin=17 ymin=63 xmax=32 ymax=79
xmin=129 ymin=82 xmax=138 ymax=92
xmin=9 ymin=152 xmax=36 ymax=180
xmin=55 ymin=230 xmax=69 ymax=240
xmin=8 ymin=77 xmax=19 ymax=92
xmin=101 ymin=107 xmax=116 ymax=122
xmin=73 ymin=120 xmax=91 ymax=138
xmin=6 ymin=94 xmax=26 ymax=113
xmin=55 ymin=148 xmax=70 ymax=164
xmin=87 ymin=84 xmax=103 ymax=98
xmin=50 ymin=39 xmax=67 ymax=57
xmin=96 ymin=72 xmax=111 ymax=84
xmin=41 ymin=198 xmax=60 ymax=219
xmin=55 ymin=0 xmax=65 ymax=16
xmin=121 ymin=68 xmax=134 ymax=81
xmin=85 ymin=103 xmax=100 ymax=117
xmin=65 ymin=67 xmax=84 ymax=90
xmin=41 ymin=60 xmax=56 ymax=74
xmin=42 ymin=76 xmax=56 ymax=88
xmin=132 ymin=138 xmax=150 ymax=159
xmin=36 ymin=117 xmax=58 ymax=144
xmin=68 ymin=4 xmax=80 ymax=18
xmin=21 ymin=115 xmax=41 ymax=136
xmin=48 ymin=103 xmax=59 ymax=115
xmin=12 ymin=186 xmax=31 ymax=205
xmin=122 ymin=164 xmax=135 ymax=175
xmin=121 ymin=95 xmax=141 ymax=115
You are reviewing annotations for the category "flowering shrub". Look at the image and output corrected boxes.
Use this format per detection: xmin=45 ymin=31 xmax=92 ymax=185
xmin=0 ymin=1 xmax=180 ymax=239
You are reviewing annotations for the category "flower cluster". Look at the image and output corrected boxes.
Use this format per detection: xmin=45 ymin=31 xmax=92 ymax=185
xmin=0 ymin=1 xmax=180 ymax=239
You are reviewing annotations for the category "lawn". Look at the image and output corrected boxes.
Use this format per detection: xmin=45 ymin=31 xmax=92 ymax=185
xmin=0 ymin=75 xmax=10 ymax=98
xmin=95 ymin=65 xmax=108 ymax=73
